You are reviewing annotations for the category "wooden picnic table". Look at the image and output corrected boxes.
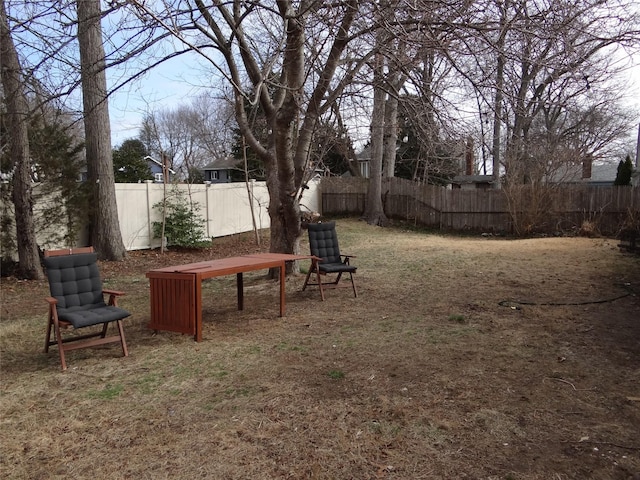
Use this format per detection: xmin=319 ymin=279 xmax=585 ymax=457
xmin=146 ymin=253 xmax=313 ymax=341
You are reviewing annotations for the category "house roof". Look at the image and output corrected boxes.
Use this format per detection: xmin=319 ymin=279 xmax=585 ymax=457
xmin=546 ymin=161 xmax=619 ymax=184
xmin=203 ymin=156 xmax=241 ymax=171
xmin=144 ymin=156 xmax=176 ymax=174
xmin=546 ymin=163 xmax=582 ymax=183
xmin=356 ymin=146 xmax=371 ymax=161
xmin=589 ymin=162 xmax=619 ymax=183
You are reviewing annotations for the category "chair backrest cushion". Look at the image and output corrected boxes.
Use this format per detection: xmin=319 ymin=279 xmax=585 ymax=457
xmin=307 ymin=221 xmax=342 ymax=263
xmin=44 ymin=252 xmax=106 ymax=310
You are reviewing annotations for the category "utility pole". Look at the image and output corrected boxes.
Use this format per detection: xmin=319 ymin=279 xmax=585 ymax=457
xmin=636 ymin=123 xmax=640 ymax=170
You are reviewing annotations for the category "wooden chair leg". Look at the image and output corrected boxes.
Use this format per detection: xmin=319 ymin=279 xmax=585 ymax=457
xmin=316 ymin=270 xmax=325 ymax=301
xmin=116 ymin=320 xmax=129 ymax=357
xmin=54 ymin=321 xmax=68 ymax=371
xmin=45 ymin=310 xmax=69 ymax=370
xmin=44 ymin=315 xmax=53 ymax=353
xmin=302 ymin=268 xmax=313 ymax=291
xmin=303 ymin=261 xmax=326 ymax=301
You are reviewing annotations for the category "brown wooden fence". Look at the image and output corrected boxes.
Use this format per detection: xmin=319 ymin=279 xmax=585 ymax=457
xmin=320 ymin=177 xmax=640 ymax=235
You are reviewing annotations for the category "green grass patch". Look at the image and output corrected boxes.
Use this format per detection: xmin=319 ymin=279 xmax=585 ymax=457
xmin=87 ymin=384 xmax=124 ymax=400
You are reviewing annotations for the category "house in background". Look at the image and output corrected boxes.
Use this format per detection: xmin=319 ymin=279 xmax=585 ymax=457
xmin=354 ymin=148 xmax=372 ymax=178
xmin=547 ymin=157 xmax=622 ymax=186
xmin=451 ymin=139 xmax=493 ymax=189
xmin=145 ymin=156 xmax=176 ymax=183
xmin=584 ymin=161 xmax=620 ymax=186
xmin=202 ymin=156 xmax=240 ymax=183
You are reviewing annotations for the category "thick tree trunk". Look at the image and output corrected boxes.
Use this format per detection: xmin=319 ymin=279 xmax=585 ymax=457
xmin=265 ymin=149 xmax=301 ymax=275
xmin=76 ymin=0 xmax=126 ymax=260
xmin=0 ymin=0 xmax=43 ymax=279
xmin=492 ymin=53 xmax=504 ymax=187
xmin=382 ymin=94 xmax=399 ymax=178
xmin=267 ymin=2 xmax=306 ymax=265
xmin=362 ymin=53 xmax=389 ymax=226
xmin=269 ymin=93 xmax=302 ymax=271
xmin=491 ymin=1 xmax=508 ymax=189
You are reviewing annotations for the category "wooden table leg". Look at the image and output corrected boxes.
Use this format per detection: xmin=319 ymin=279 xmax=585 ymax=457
xmin=195 ymin=273 xmax=203 ymax=342
xmin=237 ymin=272 xmax=244 ymax=310
xmin=279 ymin=261 xmax=285 ymax=317
xmin=147 ymin=273 xmax=199 ymax=339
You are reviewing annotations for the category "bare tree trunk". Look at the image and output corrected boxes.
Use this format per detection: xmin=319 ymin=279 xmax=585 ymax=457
xmin=363 ymin=52 xmax=389 ymax=226
xmin=264 ymin=151 xmax=301 ymax=275
xmin=332 ymin=103 xmax=361 ymax=177
xmin=491 ymin=52 xmax=503 ymax=188
xmin=636 ymin=124 xmax=640 ymax=170
xmin=491 ymin=0 xmax=508 ymax=189
xmin=76 ymin=0 xmax=125 ymax=260
xmin=0 ymin=0 xmax=43 ymax=279
xmin=242 ymin=136 xmax=260 ymax=246
xmin=269 ymin=2 xmax=304 ymax=262
xmin=382 ymin=93 xmax=399 ymax=178
xmin=382 ymin=58 xmax=405 ymax=179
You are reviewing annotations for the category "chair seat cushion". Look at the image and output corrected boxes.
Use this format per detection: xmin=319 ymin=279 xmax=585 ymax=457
xmin=318 ymin=262 xmax=357 ymax=274
xmin=58 ymin=303 xmax=131 ymax=328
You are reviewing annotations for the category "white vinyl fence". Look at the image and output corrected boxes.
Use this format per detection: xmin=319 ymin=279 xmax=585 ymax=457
xmin=1 ymin=178 xmax=321 ymax=256
xmin=118 ymin=178 xmax=321 ymax=250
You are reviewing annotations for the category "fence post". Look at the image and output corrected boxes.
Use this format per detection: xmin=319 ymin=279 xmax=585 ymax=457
xmin=145 ymin=180 xmax=153 ymax=250
xmin=205 ymin=181 xmax=212 ymax=238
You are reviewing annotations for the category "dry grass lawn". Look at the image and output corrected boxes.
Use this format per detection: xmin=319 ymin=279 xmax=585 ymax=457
xmin=1 ymin=218 xmax=640 ymax=479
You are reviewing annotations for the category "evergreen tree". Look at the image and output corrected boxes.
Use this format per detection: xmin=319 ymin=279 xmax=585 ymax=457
xmin=30 ymin=118 xmax=89 ymax=247
xmin=113 ymin=139 xmax=152 ymax=183
xmin=614 ymin=155 xmax=633 ymax=186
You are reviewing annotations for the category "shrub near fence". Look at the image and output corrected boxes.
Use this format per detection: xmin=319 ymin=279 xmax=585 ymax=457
xmin=117 ymin=179 xmax=320 ymax=250
xmin=320 ymin=177 xmax=640 ymax=236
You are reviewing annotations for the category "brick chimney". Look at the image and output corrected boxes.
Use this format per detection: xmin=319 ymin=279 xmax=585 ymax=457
xmin=465 ymin=136 xmax=474 ymax=176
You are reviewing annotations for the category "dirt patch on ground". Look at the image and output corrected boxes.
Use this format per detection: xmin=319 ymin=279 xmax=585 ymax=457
xmin=1 ymin=219 xmax=639 ymax=479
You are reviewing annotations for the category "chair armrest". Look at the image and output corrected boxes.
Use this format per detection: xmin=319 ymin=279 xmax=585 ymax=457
xmin=45 ymin=296 xmax=63 ymax=325
xmin=103 ymin=289 xmax=125 ymax=296
xmin=103 ymin=289 xmax=125 ymax=307
xmin=341 ymin=254 xmax=356 ymax=264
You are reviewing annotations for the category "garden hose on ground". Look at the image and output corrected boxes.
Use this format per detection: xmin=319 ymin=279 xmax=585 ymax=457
xmin=498 ymin=282 xmax=636 ymax=309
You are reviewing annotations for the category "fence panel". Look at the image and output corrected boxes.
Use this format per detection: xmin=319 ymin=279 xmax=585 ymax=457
xmin=1 ymin=179 xmax=321 ymax=256
xmin=320 ymin=177 xmax=639 ymax=235
xmin=117 ymin=180 xmax=320 ymax=250
xmin=2 ymin=176 xmax=637 ymax=259
xmin=117 ymin=179 xmax=320 ymax=250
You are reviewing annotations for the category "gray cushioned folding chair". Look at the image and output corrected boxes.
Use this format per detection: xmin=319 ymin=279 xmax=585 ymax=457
xmin=43 ymin=247 xmax=130 ymax=370
xmin=302 ymin=221 xmax=357 ymax=301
